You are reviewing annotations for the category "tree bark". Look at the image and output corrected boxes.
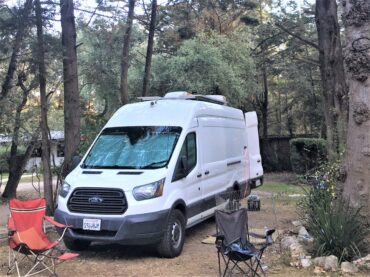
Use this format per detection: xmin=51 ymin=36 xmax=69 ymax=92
xmin=120 ymin=0 xmax=135 ymax=105
xmin=36 ymin=0 xmax=54 ymax=213
xmin=142 ymin=0 xmax=157 ymax=97
xmin=60 ymin=0 xmax=80 ymax=177
xmin=261 ymin=66 xmax=269 ymax=139
xmin=0 ymin=0 xmax=33 ymax=105
xmin=315 ymin=0 xmax=348 ymax=162
xmin=2 ymin=77 xmax=37 ymax=199
xmin=342 ymin=0 xmax=370 ymax=220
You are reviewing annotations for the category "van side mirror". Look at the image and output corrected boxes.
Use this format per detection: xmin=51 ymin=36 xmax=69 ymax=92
xmin=71 ymin=155 xmax=81 ymax=170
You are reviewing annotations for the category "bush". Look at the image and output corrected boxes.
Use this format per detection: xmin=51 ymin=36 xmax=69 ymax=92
xmin=298 ymin=186 xmax=368 ymax=262
xmin=290 ymin=138 xmax=327 ymax=174
xmin=0 ymin=146 xmax=9 ymax=173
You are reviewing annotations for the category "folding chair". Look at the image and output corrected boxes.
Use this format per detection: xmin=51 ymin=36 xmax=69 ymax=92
xmin=215 ymin=208 xmax=275 ymax=277
xmin=7 ymin=198 xmax=79 ymax=277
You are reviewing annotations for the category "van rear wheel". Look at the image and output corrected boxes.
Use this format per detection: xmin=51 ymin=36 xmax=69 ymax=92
xmin=156 ymin=209 xmax=185 ymax=258
xmin=63 ymin=237 xmax=91 ymax=251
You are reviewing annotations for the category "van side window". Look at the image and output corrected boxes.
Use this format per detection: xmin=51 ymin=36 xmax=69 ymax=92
xmin=173 ymin=133 xmax=197 ymax=181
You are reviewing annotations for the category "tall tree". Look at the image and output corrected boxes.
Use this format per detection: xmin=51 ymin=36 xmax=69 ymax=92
xmin=2 ymin=75 xmax=38 ymax=199
xmin=142 ymin=0 xmax=157 ymax=97
xmin=35 ymin=0 xmax=53 ymax=212
xmin=0 ymin=0 xmax=33 ymax=105
xmin=60 ymin=0 xmax=80 ymax=176
xmin=342 ymin=0 xmax=370 ymax=219
xmin=315 ymin=0 xmax=348 ymax=162
xmin=119 ymin=0 xmax=136 ymax=105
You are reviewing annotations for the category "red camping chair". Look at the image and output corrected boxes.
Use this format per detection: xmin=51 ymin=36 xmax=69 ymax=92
xmin=7 ymin=198 xmax=78 ymax=277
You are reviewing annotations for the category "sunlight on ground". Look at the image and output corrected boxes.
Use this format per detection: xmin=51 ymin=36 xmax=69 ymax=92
xmin=256 ymin=182 xmax=309 ymax=194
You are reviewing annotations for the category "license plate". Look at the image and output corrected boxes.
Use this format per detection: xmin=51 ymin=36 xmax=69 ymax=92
xmin=83 ymin=218 xmax=101 ymax=231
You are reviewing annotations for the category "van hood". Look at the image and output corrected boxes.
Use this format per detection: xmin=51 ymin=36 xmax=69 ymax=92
xmin=65 ymin=167 xmax=168 ymax=192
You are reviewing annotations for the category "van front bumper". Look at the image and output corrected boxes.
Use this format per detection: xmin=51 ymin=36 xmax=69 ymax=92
xmin=54 ymin=208 xmax=170 ymax=245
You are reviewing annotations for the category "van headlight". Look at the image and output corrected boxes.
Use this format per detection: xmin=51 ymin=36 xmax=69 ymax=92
xmin=59 ymin=181 xmax=71 ymax=198
xmin=133 ymin=178 xmax=165 ymax=201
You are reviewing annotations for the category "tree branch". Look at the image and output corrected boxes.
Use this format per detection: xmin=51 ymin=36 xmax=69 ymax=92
xmin=275 ymin=22 xmax=319 ymax=51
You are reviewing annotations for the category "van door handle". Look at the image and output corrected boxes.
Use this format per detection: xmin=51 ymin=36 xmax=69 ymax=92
xmin=197 ymin=173 xmax=202 ymax=178
xmin=257 ymin=159 xmax=261 ymax=163
xmin=204 ymin=170 xmax=210 ymax=175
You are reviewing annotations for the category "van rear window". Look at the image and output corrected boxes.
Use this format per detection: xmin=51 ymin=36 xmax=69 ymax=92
xmin=82 ymin=126 xmax=182 ymax=169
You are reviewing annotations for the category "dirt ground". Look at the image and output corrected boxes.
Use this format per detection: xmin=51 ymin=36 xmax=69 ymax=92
xmin=0 ymin=173 xmax=368 ymax=276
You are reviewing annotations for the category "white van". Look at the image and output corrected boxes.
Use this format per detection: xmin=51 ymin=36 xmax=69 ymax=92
xmin=55 ymin=92 xmax=263 ymax=258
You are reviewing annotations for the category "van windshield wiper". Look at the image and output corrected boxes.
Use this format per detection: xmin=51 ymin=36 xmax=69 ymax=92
xmin=141 ymin=160 xmax=168 ymax=169
xmin=82 ymin=165 xmax=137 ymax=169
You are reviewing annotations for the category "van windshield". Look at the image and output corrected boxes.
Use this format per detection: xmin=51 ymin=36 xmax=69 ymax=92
xmin=82 ymin=126 xmax=182 ymax=169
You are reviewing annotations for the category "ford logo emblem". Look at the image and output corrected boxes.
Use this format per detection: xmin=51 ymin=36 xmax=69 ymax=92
xmin=88 ymin=196 xmax=103 ymax=204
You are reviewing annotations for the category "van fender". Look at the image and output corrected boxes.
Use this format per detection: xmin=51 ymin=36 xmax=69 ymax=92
xmin=163 ymin=188 xmax=187 ymax=218
xmin=170 ymin=199 xmax=187 ymax=223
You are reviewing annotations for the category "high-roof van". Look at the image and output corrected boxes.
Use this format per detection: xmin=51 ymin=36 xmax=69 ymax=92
xmin=55 ymin=92 xmax=263 ymax=258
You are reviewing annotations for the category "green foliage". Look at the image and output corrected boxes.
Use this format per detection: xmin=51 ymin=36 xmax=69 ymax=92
xmin=149 ymin=32 xmax=256 ymax=107
xmin=290 ymin=138 xmax=327 ymax=174
xmin=299 ymin=186 xmax=368 ymax=262
xmin=0 ymin=144 xmax=27 ymax=172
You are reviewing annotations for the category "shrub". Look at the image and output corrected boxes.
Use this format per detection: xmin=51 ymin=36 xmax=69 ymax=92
xmin=290 ymin=138 xmax=327 ymax=174
xmin=298 ymin=186 xmax=368 ymax=262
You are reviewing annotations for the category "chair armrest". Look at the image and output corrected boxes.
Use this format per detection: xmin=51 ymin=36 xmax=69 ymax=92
xmin=265 ymin=229 xmax=275 ymax=245
xmin=215 ymin=234 xmax=225 ymax=246
xmin=249 ymin=232 xmax=265 ymax=239
xmin=44 ymin=216 xmax=71 ymax=228
xmin=249 ymin=229 xmax=275 ymax=245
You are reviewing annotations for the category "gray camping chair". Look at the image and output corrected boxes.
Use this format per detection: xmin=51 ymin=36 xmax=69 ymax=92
xmin=215 ymin=208 xmax=275 ymax=277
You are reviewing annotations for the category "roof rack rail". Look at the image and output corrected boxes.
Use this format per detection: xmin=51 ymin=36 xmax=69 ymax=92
xmin=137 ymin=92 xmax=227 ymax=106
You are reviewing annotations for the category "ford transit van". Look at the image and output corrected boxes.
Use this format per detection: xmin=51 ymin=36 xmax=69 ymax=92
xmin=55 ymin=91 xmax=263 ymax=257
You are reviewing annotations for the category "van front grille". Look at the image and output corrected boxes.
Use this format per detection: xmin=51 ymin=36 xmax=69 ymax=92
xmin=67 ymin=188 xmax=127 ymax=215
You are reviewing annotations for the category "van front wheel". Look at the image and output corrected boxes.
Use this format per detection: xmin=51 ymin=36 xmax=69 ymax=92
xmin=156 ymin=209 xmax=185 ymax=258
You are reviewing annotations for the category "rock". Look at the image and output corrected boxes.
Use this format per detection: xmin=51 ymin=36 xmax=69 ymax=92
xmin=289 ymin=242 xmax=306 ymax=258
xmin=313 ymin=255 xmax=338 ymax=271
xmin=297 ymin=229 xmax=314 ymax=253
xmin=323 ymin=255 xmax=338 ymax=271
xmin=289 ymin=220 xmax=303 ymax=234
xmin=281 ymin=236 xmax=298 ymax=250
xmin=300 ymin=258 xmax=312 ymax=268
xmin=353 ymin=254 xmax=370 ymax=266
xmin=292 ymin=220 xmax=303 ymax=227
xmin=298 ymin=226 xmax=309 ymax=237
xmin=341 ymin=261 xmax=358 ymax=274
xmin=313 ymin=257 xmax=326 ymax=268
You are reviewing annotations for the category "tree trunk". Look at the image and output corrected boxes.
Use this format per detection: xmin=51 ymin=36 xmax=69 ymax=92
xmin=315 ymin=0 xmax=348 ymax=162
xmin=60 ymin=0 xmax=80 ymax=177
xmin=0 ymin=0 xmax=33 ymax=104
xmin=142 ymin=0 xmax=157 ymax=97
xmin=120 ymin=0 xmax=135 ymax=105
xmin=2 ymin=138 xmax=38 ymax=199
xmin=261 ymin=66 xmax=268 ymax=139
xmin=36 ymin=0 xmax=53 ymax=213
xmin=341 ymin=0 xmax=370 ymax=220
xmin=2 ymin=76 xmax=36 ymax=198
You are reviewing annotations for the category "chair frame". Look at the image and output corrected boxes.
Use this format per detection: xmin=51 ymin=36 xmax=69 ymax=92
xmin=7 ymin=198 xmax=77 ymax=277
xmin=215 ymin=207 xmax=274 ymax=277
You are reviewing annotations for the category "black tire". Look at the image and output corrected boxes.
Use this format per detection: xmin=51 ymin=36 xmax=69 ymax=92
xmin=63 ymin=237 xmax=91 ymax=251
xmin=156 ymin=209 xmax=186 ymax=258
